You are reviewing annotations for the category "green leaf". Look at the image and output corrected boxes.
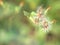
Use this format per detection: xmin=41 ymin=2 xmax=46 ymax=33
xmin=23 ymin=11 xmax=30 ymax=17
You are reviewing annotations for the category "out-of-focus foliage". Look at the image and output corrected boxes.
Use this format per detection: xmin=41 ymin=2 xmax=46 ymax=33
xmin=0 ymin=0 xmax=60 ymax=45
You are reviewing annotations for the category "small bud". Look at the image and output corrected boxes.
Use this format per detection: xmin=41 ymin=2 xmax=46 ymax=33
xmin=51 ymin=19 xmax=56 ymax=24
xmin=19 ymin=1 xmax=24 ymax=7
xmin=0 ymin=0 xmax=3 ymax=6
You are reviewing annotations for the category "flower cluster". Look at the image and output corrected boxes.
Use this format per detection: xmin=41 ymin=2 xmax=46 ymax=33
xmin=32 ymin=6 xmax=53 ymax=32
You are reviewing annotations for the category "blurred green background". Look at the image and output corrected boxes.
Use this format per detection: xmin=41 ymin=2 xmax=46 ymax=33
xmin=0 ymin=0 xmax=60 ymax=45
